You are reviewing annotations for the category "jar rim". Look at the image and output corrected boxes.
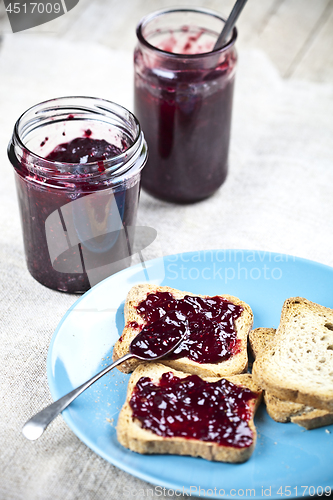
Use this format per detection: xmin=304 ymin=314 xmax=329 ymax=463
xmin=136 ymin=7 xmax=237 ymax=58
xmin=11 ymin=96 xmax=146 ymax=180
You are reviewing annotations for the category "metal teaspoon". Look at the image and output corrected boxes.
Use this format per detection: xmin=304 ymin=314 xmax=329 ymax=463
xmin=213 ymin=0 xmax=248 ymax=50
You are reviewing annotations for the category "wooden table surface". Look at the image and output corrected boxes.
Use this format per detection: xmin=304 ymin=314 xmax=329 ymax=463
xmin=0 ymin=0 xmax=332 ymax=84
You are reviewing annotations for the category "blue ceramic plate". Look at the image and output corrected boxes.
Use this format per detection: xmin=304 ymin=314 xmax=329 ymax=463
xmin=47 ymin=250 xmax=333 ymax=499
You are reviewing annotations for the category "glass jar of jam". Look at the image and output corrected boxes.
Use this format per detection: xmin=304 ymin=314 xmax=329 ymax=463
xmin=134 ymin=8 xmax=237 ymax=203
xmin=8 ymin=97 xmax=147 ymax=293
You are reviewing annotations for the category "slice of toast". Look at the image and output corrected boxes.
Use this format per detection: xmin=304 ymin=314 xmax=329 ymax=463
xmin=113 ymin=284 xmax=253 ymax=377
xmin=117 ymin=362 xmax=262 ymax=463
xmin=249 ymin=327 xmax=333 ymax=429
xmin=252 ymin=298 xmax=333 ymax=413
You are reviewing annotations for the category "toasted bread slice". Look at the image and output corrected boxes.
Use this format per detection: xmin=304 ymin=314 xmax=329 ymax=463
xmin=250 ymin=327 xmax=333 ymax=429
xmin=113 ymin=284 xmax=253 ymax=377
xmin=117 ymin=362 xmax=262 ymax=463
xmin=249 ymin=327 xmax=276 ymax=358
xmin=291 ymin=407 xmax=333 ymax=429
xmin=252 ymin=298 xmax=333 ymax=413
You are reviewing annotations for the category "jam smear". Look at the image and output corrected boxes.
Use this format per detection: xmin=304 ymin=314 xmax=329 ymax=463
xmin=45 ymin=137 xmax=122 ymax=164
xmin=11 ymin=135 xmax=138 ymax=293
xmin=128 ymin=321 xmax=140 ymax=329
xmin=136 ymin=292 xmax=243 ymax=364
xmin=130 ymin=372 xmax=256 ymax=448
xmin=130 ymin=310 xmax=189 ymax=359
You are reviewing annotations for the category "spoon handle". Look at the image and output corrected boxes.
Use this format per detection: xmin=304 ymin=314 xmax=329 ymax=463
xmin=213 ymin=0 xmax=248 ymax=50
xmin=22 ymin=352 xmax=133 ymax=441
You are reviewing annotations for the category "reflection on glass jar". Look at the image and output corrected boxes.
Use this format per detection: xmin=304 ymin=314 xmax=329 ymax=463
xmin=8 ymin=97 xmax=147 ymax=293
xmin=134 ymin=8 xmax=237 ymax=203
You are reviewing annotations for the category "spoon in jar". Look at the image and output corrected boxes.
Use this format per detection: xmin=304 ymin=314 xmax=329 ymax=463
xmin=213 ymin=0 xmax=248 ymax=50
xmin=22 ymin=310 xmax=189 ymax=441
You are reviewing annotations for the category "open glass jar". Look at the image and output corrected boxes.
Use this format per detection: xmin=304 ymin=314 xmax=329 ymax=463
xmin=134 ymin=8 xmax=237 ymax=203
xmin=8 ymin=97 xmax=147 ymax=293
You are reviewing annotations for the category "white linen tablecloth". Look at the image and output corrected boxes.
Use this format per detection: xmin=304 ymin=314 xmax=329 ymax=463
xmin=0 ymin=33 xmax=333 ymax=500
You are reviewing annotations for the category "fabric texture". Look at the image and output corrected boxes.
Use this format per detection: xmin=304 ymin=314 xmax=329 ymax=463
xmin=0 ymin=33 xmax=332 ymax=500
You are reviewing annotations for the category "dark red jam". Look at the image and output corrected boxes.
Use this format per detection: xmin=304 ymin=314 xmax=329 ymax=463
xmin=135 ymin=292 xmax=243 ymax=364
xmin=128 ymin=321 xmax=140 ymax=329
xmin=10 ymin=136 xmax=140 ymax=293
xmin=45 ymin=137 xmax=122 ymax=163
xmin=130 ymin=372 xmax=256 ymax=448
xmin=134 ymin=34 xmax=237 ymax=203
xmin=130 ymin=310 xmax=189 ymax=359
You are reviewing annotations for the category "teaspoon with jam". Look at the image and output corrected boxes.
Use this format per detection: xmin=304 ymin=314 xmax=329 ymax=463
xmin=22 ymin=310 xmax=189 ymax=441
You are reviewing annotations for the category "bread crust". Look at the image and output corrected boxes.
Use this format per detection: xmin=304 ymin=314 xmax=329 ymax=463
xmin=249 ymin=327 xmax=276 ymax=359
xmin=117 ymin=363 xmax=262 ymax=463
xmin=252 ymin=298 xmax=333 ymax=413
xmin=250 ymin=327 xmax=333 ymax=429
xmin=112 ymin=284 xmax=253 ymax=377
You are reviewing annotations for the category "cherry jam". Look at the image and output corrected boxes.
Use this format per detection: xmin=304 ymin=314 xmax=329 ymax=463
xmin=130 ymin=310 xmax=189 ymax=359
xmin=45 ymin=137 xmax=122 ymax=163
xmin=130 ymin=372 xmax=256 ymax=448
xmin=134 ymin=9 xmax=237 ymax=203
xmin=11 ymin=137 xmax=140 ymax=293
xmin=135 ymin=291 xmax=243 ymax=364
xmin=9 ymin=97 xmax=147 ymax=293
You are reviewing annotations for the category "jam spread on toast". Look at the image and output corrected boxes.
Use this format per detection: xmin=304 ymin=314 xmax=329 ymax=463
xmin=135 ymin=292 xmax=243 ymax=364
xmin=130 ymin=372 xmax=256 ymax=448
